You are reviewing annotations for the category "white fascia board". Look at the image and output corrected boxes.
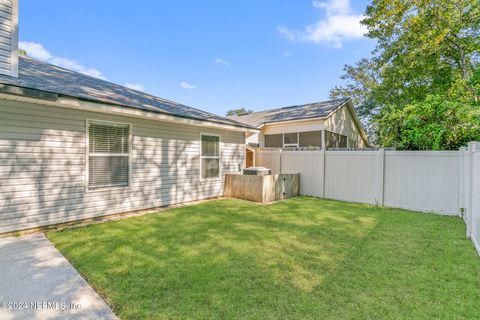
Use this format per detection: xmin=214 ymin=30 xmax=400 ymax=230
xmin=0 ymin=93 xmax=260 ymax=134
xmin=262 ymin=116 xmax=326 ymax=127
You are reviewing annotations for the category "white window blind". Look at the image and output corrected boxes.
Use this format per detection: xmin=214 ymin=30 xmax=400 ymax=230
xmin=88 ymin=121 xmax=130 ymax=189
xmin=200 ymin=134 xmax=220 ymax=179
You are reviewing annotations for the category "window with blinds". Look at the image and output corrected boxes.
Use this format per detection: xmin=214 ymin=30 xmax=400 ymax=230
xmin=87 ymin=121 xmax=130 ymax=189
xmin=200 ymin=134 xmax=220 ymax=179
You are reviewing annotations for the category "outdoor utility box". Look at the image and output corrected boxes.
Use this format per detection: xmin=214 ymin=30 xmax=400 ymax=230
xmin=243 ymin=167 xmax=272 ymax=176
xmin=224 ymin=171 xmax=299 ymax=203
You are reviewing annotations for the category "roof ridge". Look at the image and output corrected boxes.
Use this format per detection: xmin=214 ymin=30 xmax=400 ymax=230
xmin=19 ymin=55 xmax=121 ymax=87
xmin=238 ymin=97 xmax=350 ymax=116
xmin=19 ymin=57 xmax=194 ymax=108
xmin=21 ymin=56 xmax=169 ymax=101
xmin=227 ymin=97 xmax=351 ymax=127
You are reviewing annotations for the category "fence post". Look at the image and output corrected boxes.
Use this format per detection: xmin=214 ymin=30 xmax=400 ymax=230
xmin=377 ymin=148 xmax=385 ymax=206
xmin=466 ymin=142 xmax=475 ymax=238
xmin=321 ymin=130 xmax=326 ymax=150
xmin=278 ymin=149 xmax=282 ymax=174
xmin=459 ymin=147 xmax=467 ymax=219
xmin=321 ymin=149 xmax=326 ymax=198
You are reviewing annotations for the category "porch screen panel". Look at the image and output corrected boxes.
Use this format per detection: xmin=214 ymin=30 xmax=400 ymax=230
xmin=299 ymin=131 xmax=322 ymax=147
xmin=264 ymin=134 xmax=283 ymax=147
xmin=325 ymin=130 xmax=347 ymax=149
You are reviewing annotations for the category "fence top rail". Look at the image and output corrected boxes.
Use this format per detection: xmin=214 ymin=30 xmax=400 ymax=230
xmin=256 ymin=150 xmax=325 ymax=155
xmin=256 ymin=147 xmax=323 ymax=152
xmin=256 ymin=149 xmax=462 ymax=158
xmin=328 ymin=148 xmax=390 ymax=151
xmin=326 ymin=151 xmax=381 ymax=155
xmin=256 ymin=147 xmax=384 ymax=152
xmin=384 ymin=150 xmax=460 ymax=156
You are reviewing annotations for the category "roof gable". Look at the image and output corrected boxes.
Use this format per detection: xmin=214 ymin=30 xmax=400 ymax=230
xmin=228 ymin=98 xmax=349 ymax=127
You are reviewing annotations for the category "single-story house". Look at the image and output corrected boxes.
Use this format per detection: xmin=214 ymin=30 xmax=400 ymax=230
xmin=228 ymin=99 xmax=370 ymax=166
xmin=0 ymin=0 xmax=258 ymax=234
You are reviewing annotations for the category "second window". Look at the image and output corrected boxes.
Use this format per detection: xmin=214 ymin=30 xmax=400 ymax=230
xmin=200 ymin=134 xmax=220 ymax=179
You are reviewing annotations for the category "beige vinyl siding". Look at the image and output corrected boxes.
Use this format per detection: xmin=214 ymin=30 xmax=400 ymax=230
xmin=324 ymin=104 xmax=366 ymax=148
xmin=0 ymin=99 xmax=245 ymax=233
xmin=0 ymin=0 xmax=17 ymax=77
xmin=246 ymin=132 xmax=259 ymax=145
xmin=263 ymin=119 xmax=324 ymax=135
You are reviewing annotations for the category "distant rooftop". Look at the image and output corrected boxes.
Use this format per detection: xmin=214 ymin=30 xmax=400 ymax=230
xmin=0 ymin=56 xmax=256 ymax=130
xmin=228 ymin=98 xmax=350 ymax=127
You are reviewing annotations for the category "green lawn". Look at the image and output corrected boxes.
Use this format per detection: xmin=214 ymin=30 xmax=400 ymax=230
xmin=47 ymin=197 xmax=480 ymax=319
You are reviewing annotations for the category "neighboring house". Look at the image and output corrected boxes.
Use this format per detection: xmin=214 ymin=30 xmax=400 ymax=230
xmin=0 ymin=1 xmax=258 ymax=233
xmin=229 ymin=98 xmax=369 ymax=166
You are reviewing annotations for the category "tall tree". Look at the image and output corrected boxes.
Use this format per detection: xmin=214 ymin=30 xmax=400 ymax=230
xmin=331 ymin=0 xmax=480 ymax=149
xmin=329 ymin=58 xmax=381 ymax=138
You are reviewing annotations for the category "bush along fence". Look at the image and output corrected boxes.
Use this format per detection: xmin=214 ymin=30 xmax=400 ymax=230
xmin=255 ymin=142 xmax=480 ymax=256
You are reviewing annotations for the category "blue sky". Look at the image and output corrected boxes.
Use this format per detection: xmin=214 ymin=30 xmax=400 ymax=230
xmin=19 ymin=0 xmax=374 ymax=116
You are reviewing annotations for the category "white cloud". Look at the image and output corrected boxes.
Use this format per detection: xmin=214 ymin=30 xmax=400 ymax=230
xmin=124 ymin=83 xmax=145 ymax=91
xmin=18 ymin=42 xmax=52 ymax=60
xmin=277 ymin=26 xmax=296 ymax=41
xmin=312 ymin=0 xmax=350 ymax=14
xmin=49 ymin=57 xmax=106 ymax=80
xmin=19 ymin=41 xmax=107 ymax=80
xmin=277 ymin=0 xmax=366 ymax=48
xmin=215 ymin=58 xmax=230 ymax=66
xmin=180 ymin=81 xmax=196 ymax=89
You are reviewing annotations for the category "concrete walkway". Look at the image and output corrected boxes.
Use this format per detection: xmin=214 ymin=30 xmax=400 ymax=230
xmin=0 ymin=234 xmax=117 ymax=320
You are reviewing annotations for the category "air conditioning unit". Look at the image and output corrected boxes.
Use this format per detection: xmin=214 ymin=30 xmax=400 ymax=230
xmin=243 ymin=167 xmax=272 ymax=176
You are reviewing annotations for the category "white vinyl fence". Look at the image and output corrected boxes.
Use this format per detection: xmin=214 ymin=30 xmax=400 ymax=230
xmin=463 ymin=142 xmax=480 ymax=254
xmin=256 ymin=142 xmax=480 ymax=255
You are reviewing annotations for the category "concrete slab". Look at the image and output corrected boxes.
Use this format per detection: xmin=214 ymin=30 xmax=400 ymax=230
xmin=0 ymin=234 xmax=117 ymax=320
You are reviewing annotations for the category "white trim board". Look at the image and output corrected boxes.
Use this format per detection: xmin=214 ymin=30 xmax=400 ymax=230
xmin=0 ymin=93 xmax=260 ymax=134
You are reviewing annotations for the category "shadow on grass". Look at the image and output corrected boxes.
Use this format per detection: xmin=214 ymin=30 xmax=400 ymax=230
xmin=48 ymin=197 xmax=480 ymax=319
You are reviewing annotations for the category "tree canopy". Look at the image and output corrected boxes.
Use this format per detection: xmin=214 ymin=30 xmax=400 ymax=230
xmin=330 ymin=0 xmax=480 ymax=149
xmin=226 ymin=108 xmax=253 ymax=116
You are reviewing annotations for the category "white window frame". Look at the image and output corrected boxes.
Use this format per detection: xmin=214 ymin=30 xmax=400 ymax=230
xmin=86 ymin=119 xmax=132 ymax=191
xmin=199 ymin=132 xmax=221 ymax=181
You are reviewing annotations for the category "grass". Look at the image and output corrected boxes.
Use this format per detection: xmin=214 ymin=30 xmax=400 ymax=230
xmin=47 ymin=197 xmax=480 ymax=319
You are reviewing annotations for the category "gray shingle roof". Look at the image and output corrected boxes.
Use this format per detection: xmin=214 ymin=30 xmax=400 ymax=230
xmin=0 ymin=56 xmax=256 ymax=130
xmin=228 ymin=98 xmax=350 ymax=127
